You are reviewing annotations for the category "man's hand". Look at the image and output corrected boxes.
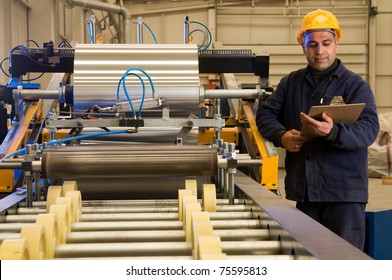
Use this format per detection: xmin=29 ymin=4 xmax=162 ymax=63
xmin=300 ymin=112 xmax=333 ymax=138
xmin=281 ymin=129 xmax=307 ymax=152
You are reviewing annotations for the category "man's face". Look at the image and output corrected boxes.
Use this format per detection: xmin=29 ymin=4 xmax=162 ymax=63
xmin=302 ymin=30 xmax=338 ymax=71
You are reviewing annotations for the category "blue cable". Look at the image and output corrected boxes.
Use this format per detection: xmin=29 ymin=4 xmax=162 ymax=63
xmin=116 ymin=68 xmax=155 ymax=118
xmin=190 ymin=29 xmax=207 ymax=51
xmin=125 ymin=68 xmax=155 ymax=95
xmin=142 ymin=22 xmax=158 ymax=44
xmin=117 ymin=73 xmax=136 ymax=116
xmin=0 ymin=129 xmax=129 ymax=163
xmin=121 ymin=73 xmax=146 ymax=118
xmin=190 ymin=21 xmax=212 ymax=52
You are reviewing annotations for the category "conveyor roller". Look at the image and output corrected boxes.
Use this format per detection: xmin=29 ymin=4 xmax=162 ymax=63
xmin=42 ymin=145 xmax=217 ymax=178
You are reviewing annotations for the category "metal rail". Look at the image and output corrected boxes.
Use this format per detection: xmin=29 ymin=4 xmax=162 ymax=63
xmin=234 ymin=171 xmax=373 ymax=260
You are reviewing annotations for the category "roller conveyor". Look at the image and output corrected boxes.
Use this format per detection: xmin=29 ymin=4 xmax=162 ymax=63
xmin=0 ymin=183 xmax=316 ymax=260
xmin=0 ymin=175 xmax=372 ymax=261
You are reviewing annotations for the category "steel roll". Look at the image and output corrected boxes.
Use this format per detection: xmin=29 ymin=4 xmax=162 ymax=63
xmin=73 ymin=44 xmax=200 ymax=113
xmin=42 ymin=146 xmax=217 ymax=178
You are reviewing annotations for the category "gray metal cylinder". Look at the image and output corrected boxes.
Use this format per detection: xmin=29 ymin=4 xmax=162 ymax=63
xmin=73 ymin=44 xmax=200 ymax=113
xmin=42 ymin=146 xmax=217 ymax=178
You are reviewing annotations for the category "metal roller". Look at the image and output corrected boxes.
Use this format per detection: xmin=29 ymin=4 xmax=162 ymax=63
xmin=0 ymin=233 xmax=20 ymax=242
xmin=54 ymin=240 xmax=284 ymax=258
xmin=31 ymin=198 xmax=252 ymax=208
xmin=45 ymin=144 xmax=210 ymax=152
xmin=65 ymin=229 xmax=273 ymax=244
xmin=73 ymin=44 xmax=200 ymax=113
xmin=69 ymin=219 xmax=281 ymax=232
xmin=13 ymin=200 xmax=258 ymax=218
xmin=55 ymin=242 xmax=193 ymax=258
xmin=42 ymin=146 xmax=217 ymax=179
xmin=55 ymin=241 xmax=284 ymax=258
xmin=0 ymin=223 xmax=36 ymax=233
xmin=68 ymin=212 xmax=267 ymax=222
xmin=66 ymin=230 xmax=186 ymax=243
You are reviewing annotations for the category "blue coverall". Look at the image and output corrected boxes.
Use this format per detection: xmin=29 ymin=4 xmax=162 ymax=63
xmin=256 ymin=59 xmax=379 ymax=249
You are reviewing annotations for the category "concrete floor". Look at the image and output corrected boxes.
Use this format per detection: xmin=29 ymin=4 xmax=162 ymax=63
xmin=276 ymin=168 xmax=392 ymax=212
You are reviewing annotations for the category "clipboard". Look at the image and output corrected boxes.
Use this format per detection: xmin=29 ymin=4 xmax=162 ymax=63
xmin=307 ymin=103 xmax=365 ymax=124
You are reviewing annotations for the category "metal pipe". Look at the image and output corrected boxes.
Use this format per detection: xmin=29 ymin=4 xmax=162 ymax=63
xmin=204 ymin=89 xmax=260 ymax=99
xmin=64 ymin=0 xmax=131 ymax=43
xmin=217 ymin=158 xmax=262 ymax=169
xmin=0 ymin=162 xmax=23 ymax=169
xmin=227 ymin=143 xmax=236 ymax=205
xmin=45 ymin=145 xmax=214 ymax=153
xmin=34 ymin=171 xmax=41 ymax=201
xmin=12 ymin=89 xmax=60 ymax=100
xmin=25 ymin=145 xmax=33 ymax=208
xmin=184 ymin=16 xmax=190 ymax=44
xmin=136 ymin=17 xmax=143 ymax=44
xmin=228 ymin=171 xmax=235 ymax=205
xmin=0 ymin=161 xmax=41 ymax=171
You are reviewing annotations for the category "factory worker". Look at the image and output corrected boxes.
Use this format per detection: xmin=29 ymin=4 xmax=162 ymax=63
xmin=256 ymin=9 xmax=379 ymax=250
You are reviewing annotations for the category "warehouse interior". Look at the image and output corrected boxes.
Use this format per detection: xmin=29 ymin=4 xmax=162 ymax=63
xmin=0 ymin=0 xmax=391 ymax=260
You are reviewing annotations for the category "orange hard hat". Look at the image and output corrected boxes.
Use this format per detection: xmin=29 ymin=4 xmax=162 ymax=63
xmin=297 ymin=9 xmax=342 ymax=44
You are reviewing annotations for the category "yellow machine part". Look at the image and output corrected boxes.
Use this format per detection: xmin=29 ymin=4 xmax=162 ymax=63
xmin=41 ymin=128 xmax=71 ymax=142
xmin=0 ymin=170 xmax=14 ymax=192
xmin=242 ymin=102 xmax=279 ymax=191
xmin=0 ymin=101 xmax=43 ymax=192
xmin=198 ymin=127 xmax=239 ymax=145
xmin=198 ymin=102 xmax=278 ymax=191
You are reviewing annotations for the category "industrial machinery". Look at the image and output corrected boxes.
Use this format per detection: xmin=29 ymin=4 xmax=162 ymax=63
xmin=0 ymin=40 xmax=371 ymax=260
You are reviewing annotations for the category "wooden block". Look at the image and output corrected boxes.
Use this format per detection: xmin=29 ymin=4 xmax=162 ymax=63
xmin=185 ymin=179 xmax=198 ymax=198
xmin=198 ymin=235 xmax=222 ymax=260
xmin=178 ymin=189 xmax=193 ymax=221
xmin=184 ymin=202 xmax=201 ymax=242
xmin=202 ymin=184 xmax=217 ymax=212
xmin=46 ymin=186 xmax=62 ymax=212
xmin=62 ymin=181 xmax=78 ymax=196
